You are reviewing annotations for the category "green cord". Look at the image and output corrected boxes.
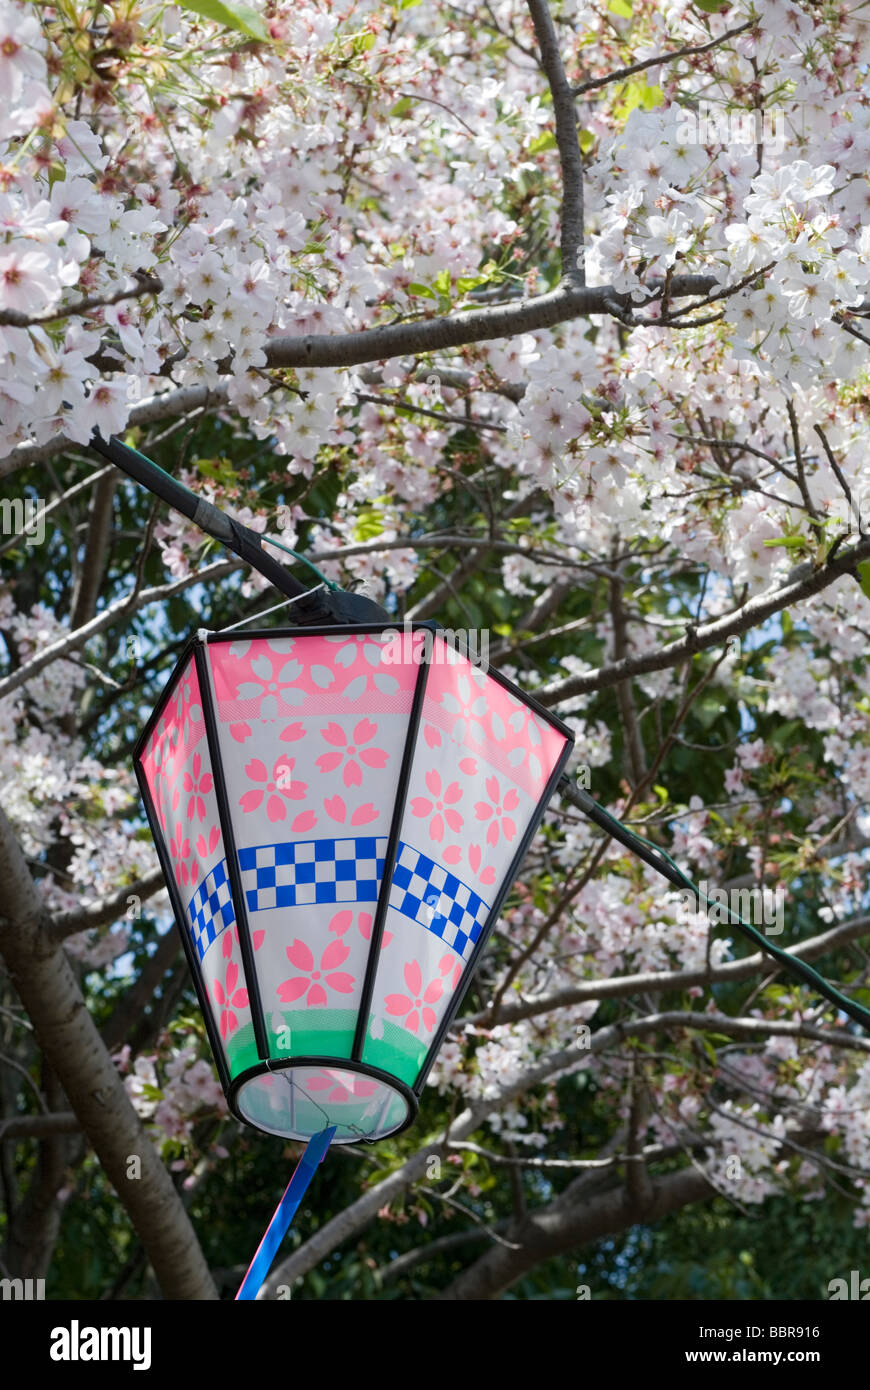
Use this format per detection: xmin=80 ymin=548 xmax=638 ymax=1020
xmin=124 ymin=441 xmax=180 ymax=483
xmin=122 ymin=441 xmax=340 ymax=592
xmin=259 ymin=533 xmax=340 ymax=592
xmin=575 ymin=789 xmax=870 ymax=1032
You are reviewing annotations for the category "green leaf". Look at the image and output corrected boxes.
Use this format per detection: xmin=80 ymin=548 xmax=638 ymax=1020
xmin=178 ymin=0 xmax=271 ymax=40
xmin=695 ymin=0 xmax=730 ymax=10
xmin=858 ymin=561 xmax=870 ymax=600
xmin=408 ymin=281 xmax=436 ymax=299
xmin=390 ymin=97 xmax=414 ymax=118
xmin=528 ymin=130 xmax=557 ymax=155
xmin=353 ymin=507 xmax=385 ymax=542
xmin=609 ymin=0 xmax=632 ymax=15
xmin=615 ymin=78 xmax=665 ymax=120
xmin=455 ymin=273 xmax=490 ymax=295
xmin=763 ymin=535 xmax=806 ymax=549
xmin=434 ymin=268 xmax=452 ymax=298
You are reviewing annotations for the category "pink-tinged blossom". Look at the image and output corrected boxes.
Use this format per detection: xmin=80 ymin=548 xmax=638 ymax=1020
xmin=277 ymin=939 xmax=355 ymax=1006
xmin=0 ymin=7 xmax=45 ymax=101
xmin=0 ymin=246 xmax=53 ymax=313
xmin=79 ymin=379 xmax=130 ymax=440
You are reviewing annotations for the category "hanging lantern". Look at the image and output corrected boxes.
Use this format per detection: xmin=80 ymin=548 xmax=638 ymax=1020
xmin=135 ymin=623 xmax=574 ymax=1145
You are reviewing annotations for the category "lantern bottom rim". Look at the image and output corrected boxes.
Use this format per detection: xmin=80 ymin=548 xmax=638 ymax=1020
xmin=228 ymin=1056 xmax=418 ymax=1144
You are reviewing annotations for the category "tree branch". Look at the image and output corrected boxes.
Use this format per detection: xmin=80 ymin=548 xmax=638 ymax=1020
xmin=0 ymin=560 xmax=239 ymax=706
xmin=261 ymin=1007 xmax=866 ymax=1294
xmin=462 ymin=914 xmax=870 ymax=1029
xmin=0 ymin=1113 xmax=80 ymax=1141
xmin=0 ymin=804 xmax=217 ymax=1299
xmin=572 ymin=20 xmax=753 ymax=96
xmin=49 ymin=868 xmax=166 ymax=944
xmin=536 ymin=539 xmax=869 ymax=706
xmin=527 ymin=0 xmax=585 ymax=284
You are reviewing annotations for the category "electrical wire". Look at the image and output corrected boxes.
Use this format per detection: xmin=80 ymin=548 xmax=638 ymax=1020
xmin=557 ymin=778 xmax=870 ymax=1032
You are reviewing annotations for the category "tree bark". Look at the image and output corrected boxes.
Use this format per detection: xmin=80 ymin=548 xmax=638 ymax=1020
xmin=0 ymin=805 xmax=218 ymax=1300
xmin=436 ymin=1167 xmax=715 ymax=1299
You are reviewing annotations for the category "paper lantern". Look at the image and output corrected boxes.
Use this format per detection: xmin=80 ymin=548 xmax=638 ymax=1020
xmin=135 ymin=623 xmax=573 ymax=1144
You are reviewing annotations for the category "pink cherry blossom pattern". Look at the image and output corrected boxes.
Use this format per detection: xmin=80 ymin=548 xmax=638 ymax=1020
xmin=239 ymin=755 xmax=308 ymax=823
xmin=169 ymin=821 xmax=192 ymax=886
xmin=385 ymin=960 xmax=443 ymax=1033
xmin=438 ymin=951 xmax=463 ymax=992
xmin=277 ymin=939 xmax=355 ymax=1006
xmin=329 ymin=908 xmax=393 ymax=949
xmin=323 ymin=794 xmax=378 ymax=825
xmin=468 ymin=843 xmax=497 ymax=887
xmin=410 ymin=769 xmax=463 ymax=843
xmin=232 ymin=643 xmax=304 ymax=716
xmin=223 ymin=921 xmax=265 ymax=957
xmin=196 ymin=823 xmax=220 ymax=861
xmin=474 ymin=775 xmax=519 ymax=846
xmin=213 ymin=961 xmax=249 ymax=1039
xmin=439 ymin=668 xmax=490 ymax=745
xmin=279 ymin=721 xmax=305 ymax=743
xmin=316 ymin=718 xmax=388 ymax=788
xmin=307 ymin=1070 xmax=379 ymax=1105
xmin=183 ymin=751 xmax=213 ymax=822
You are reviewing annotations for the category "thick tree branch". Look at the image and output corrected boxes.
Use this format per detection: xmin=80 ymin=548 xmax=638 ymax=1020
xmin=436 ymin=1163 xmax=715 ymax=1299
xmin=0 ymin=277 xmax=725 ymax=479
xmin=49 ymin=868 xmax=166 ymax=944
xmin=0 ymin=804 xmax=217 ymax=1299
xmin=0 ymin=272 xmax=162 ymax=329
xmin=262 ymin=1007 xmax=865 ymax=1294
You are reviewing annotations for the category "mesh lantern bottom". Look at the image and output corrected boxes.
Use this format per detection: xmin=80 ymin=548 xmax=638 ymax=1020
xmin=134 ymin=623 xmax=574 ymax=1143
xmin=231 ymin=1059 xmax=415 ymax=1142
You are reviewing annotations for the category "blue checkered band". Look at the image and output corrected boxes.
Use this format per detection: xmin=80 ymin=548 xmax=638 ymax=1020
xmin=186 ymin=860 xmax=236 ymax=961
xmin=238 ymin=836 xmax=389 ymax=913
xmin=389 ymin=843 xmax=491 ymax=962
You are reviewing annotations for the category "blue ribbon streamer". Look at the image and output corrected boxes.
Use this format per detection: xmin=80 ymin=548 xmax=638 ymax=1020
xmin=235 ymin=1126 xmax=336 ymax=1301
